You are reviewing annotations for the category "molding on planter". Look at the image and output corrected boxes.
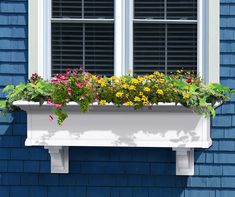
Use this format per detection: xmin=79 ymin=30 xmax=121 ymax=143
xmin=44 ymin=146 xmax=69 ymax=173
xmin=173 ymin=148 xmax=194 ymax=176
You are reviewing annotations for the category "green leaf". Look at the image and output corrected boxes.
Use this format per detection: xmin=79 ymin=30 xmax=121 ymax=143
xmin=208 ymin=106 xmax=216 ymax=118
xmin=3 ymin=85 xmax=14 ymax=93
xmin=0 ymin=100 xmax=6 ymax=109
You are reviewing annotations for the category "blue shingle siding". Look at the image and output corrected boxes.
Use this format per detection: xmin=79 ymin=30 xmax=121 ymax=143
xmin=0 ymin=0 xmax=235 ymax=196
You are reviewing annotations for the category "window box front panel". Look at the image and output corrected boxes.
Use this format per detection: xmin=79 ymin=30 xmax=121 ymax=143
xmin=14 ymin=101 xmax=211 ymax=148
xmin=14 ymin=101 xmax=211 ymax=175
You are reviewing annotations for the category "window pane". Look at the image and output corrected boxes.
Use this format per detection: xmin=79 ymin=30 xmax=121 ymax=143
xmin=167 ymin=0 xmax=197 ymax=20
xmin=134 ymin=0 xmax=164 ymax=19
xmin=134 ymin=0 xmax=197 ymax=20
xmin=85 ymin=24 xmax=114 ymax=76
xmin=84 ymin=0 xmax=114 ymax=19
xmin=52 ymin=0 xmax=114 ymax=19
xmin=51 ymin=23 xmax=114 ymax=76
xmin=133 ymin=24 xmax=165 ymax=75
xmin=51 ymin=23 xmax=83 ymax=75
xmin=52 ymin=0 xmax=82 ymax=18
xmin=167 ymin=24 xmax=197 ymax=73
xmin=133 ymin=24 xmax=197 ymax=75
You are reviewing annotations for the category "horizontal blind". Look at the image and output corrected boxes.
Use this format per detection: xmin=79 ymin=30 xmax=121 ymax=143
xmin=53 ymin=0 xmax=114 ymax=18
xmin=51 ymin=0 xmax=114 ymax=76
xmin=167 ymin=24 xmax=197 ymax=73
xmin=134 ymin=0 xmax=197 ymax=75
xmin=52 ymin=23 xmax=83 ymax=74
xmin=84 ymin=0 xmax=114 ymax=18
xmin=134 ymin=24 xmax=165 ymax=74
xmin=167 ymin=0 xmax=197 ymax=20
xmin=85 ymin=24 xmax=114 ymax=76
xmin=135 ymin=0 xmax=164 ymax=19
xmin=53 ymin=0 xmax=82 ymax=18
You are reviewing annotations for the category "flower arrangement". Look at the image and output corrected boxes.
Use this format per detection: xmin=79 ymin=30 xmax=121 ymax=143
xmin=0 ymin=69 xmax=234 ymax=125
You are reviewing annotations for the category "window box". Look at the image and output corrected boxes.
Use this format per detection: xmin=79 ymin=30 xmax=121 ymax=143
xmin=14 ymin=100 xmax=211 ymax=176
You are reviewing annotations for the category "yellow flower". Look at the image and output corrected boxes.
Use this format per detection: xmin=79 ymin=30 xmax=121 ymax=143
xmin=97 ymin=79 xmax=103 ymax=84
xmin=110 ymin=76 xmax=116 ymax=81
xmin=146 ymin=75 xmax=154 ymax=79
xmin=131 ymin=78 xmax=139 ymax=84
xmin=177 ymin=70 xmax=183 ymax=74
xmin=154 ymin=71 xmax=161 ymax=76
xmin=157 ymin=89 xmax=164 ymax=95
xmin=120 ymin=77 xmax=126 ymax=83
xmin=124 ymin=101 xmax=133 ymax=106
xmin=159 ymin=79 xmax=164 ymax=84
xmin=122 ymin=84 xmax=129 ymax=89
xmin=143 ymin=101 xmax=149 ymax=105
xmin=144 ymin=87 xmax=151 ymax=92
xmin=137 ymin=76 xmax=144 ymax=83
xmin=134 ymin=96 xmax=141 ymax=102
xmin=99 ymin=100 xmax=107 ymax=106
xmin=101 ymin=82 xmax=106 ymax=87
xmin=184 ymin=86 xmax=189 ymax=91
xmin=129 ymin=85 xmax=136 ymax=90
xmin=183 ymin=93 xmax=190 ymax=99
xmin=141 ymin=95 xmax=148 ymax=102
xmin=92 ymin=75 xmax=97 ymax=80
xmin=116 ymin=92 xmax=124 ymax=98
xmin=139 ymin=92 xmax=144 ymax=96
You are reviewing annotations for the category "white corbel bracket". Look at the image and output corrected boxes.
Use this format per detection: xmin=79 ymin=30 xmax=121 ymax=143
xmin=173 ymin=148 xmax=194 ymax=176
xmin=45 ymin=146 xmax=69 ymax=173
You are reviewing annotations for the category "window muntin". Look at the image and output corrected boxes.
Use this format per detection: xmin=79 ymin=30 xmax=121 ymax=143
xmin=51 ymin=0 xmax=114 ymax=76
xmin=133 ymin=0 xmax=197 ymax=75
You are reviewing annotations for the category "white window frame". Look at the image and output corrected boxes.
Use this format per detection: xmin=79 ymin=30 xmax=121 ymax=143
xmin=29 ymin=0 xmax=220 ymax=83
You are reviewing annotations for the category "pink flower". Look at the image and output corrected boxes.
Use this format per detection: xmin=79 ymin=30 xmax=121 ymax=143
xmin=48 ymin=115 xmax=54 ymax=121
xmin=66 ymin=68 xmax=71 ymax=75
xmin=51 ymin=78 xmax=58 ymax=84
xmin=73 ymin=69 xmax=78 ymax=74
xmin=75 ymin=82 xmax=83 ymax=88
xmin=54 ymin=103 xmax=62 ymax=108
xmin=47 ymin=99 xmax=53 ymax=105
xmin=79 ymin=66 xmax=83 ymax=71
xmin=66 ymin=86 xmax=72 ymax=96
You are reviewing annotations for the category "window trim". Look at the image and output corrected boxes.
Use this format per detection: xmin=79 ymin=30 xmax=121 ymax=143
xmin=29 ymin=0 xmax=220 ymax=83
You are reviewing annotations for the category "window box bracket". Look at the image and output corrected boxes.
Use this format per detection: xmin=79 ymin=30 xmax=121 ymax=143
xmin=44 ymin=146 xmax=69 ymax=173
xmin=173 ymin=148 xmax=194 ymax=176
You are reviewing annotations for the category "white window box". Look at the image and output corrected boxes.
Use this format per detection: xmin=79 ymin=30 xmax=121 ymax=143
xmin=13 ymin=101 xmax=211 ymax=176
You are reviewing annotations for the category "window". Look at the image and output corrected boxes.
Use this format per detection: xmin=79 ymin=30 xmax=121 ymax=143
xmin=29 ymin=0 xmax=220 ymax=83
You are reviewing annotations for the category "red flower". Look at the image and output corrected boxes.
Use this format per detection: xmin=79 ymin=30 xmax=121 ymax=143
xmin=186 ymin=78 xmax=193 ymax=84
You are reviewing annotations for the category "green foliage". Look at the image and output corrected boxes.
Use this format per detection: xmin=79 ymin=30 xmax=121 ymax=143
xmin=1 ymin=70 xmax=234 ymax=125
